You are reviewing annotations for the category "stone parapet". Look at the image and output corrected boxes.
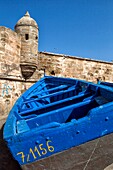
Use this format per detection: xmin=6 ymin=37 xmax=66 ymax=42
xmin=38 ymin=52 xmax=113 ymax=83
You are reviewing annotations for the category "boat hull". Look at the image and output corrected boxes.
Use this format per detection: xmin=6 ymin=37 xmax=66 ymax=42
xmin=3 ymin=76 xmax=113 ymax=169
xmin=21 ymin=132 xmax=113 ymax=170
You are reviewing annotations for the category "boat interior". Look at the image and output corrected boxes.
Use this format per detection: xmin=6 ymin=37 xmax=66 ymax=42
xmin=15 ymin=77 xmax=113 ymax=131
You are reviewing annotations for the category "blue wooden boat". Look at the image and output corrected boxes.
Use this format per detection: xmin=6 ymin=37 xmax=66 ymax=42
xmin=100 ymin=81 xmax=113 ymax=88
xmin=3 ymin=76 xmax=113 ymax=170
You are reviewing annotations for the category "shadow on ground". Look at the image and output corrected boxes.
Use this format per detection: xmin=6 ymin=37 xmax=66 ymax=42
xmin=0 ymin=124 xmax=22 ymax=170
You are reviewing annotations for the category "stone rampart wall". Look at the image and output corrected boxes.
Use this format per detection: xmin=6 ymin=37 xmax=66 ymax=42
xmin=0 ymin=27 xmax=21 ymax=79
xmin=0 ymin=51 xmax=113 ymax=120
xmin=39 ymin=52 xmax=113 ymax=83
xmin=0 ymin=79 xmax=35 ymax=119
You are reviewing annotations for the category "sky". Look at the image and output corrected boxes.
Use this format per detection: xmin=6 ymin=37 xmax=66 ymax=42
xmin=0 ymin=0 xmax=113 ymax=62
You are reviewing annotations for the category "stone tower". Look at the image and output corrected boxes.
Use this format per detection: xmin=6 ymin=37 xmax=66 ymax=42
xmin=15 ymin=11 xmax=39 ymax=80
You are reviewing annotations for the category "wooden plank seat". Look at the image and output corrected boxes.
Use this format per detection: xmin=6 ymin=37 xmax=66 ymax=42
xmin=20 ymin=84 xmax=85 ymax=112
xmin=24 ymin=85 xmax=69 ymax=103
xmin=26 ymin=97 xmax=100 ymax=129
xmin=19 ymin=91 xmax=94 ymax=118
xmin=21 ymin=86 xmax=76 ymax=111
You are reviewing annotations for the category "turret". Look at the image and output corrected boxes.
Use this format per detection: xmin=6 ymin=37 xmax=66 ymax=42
xmin=15 ymin=11 xmax=39 ymax=80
